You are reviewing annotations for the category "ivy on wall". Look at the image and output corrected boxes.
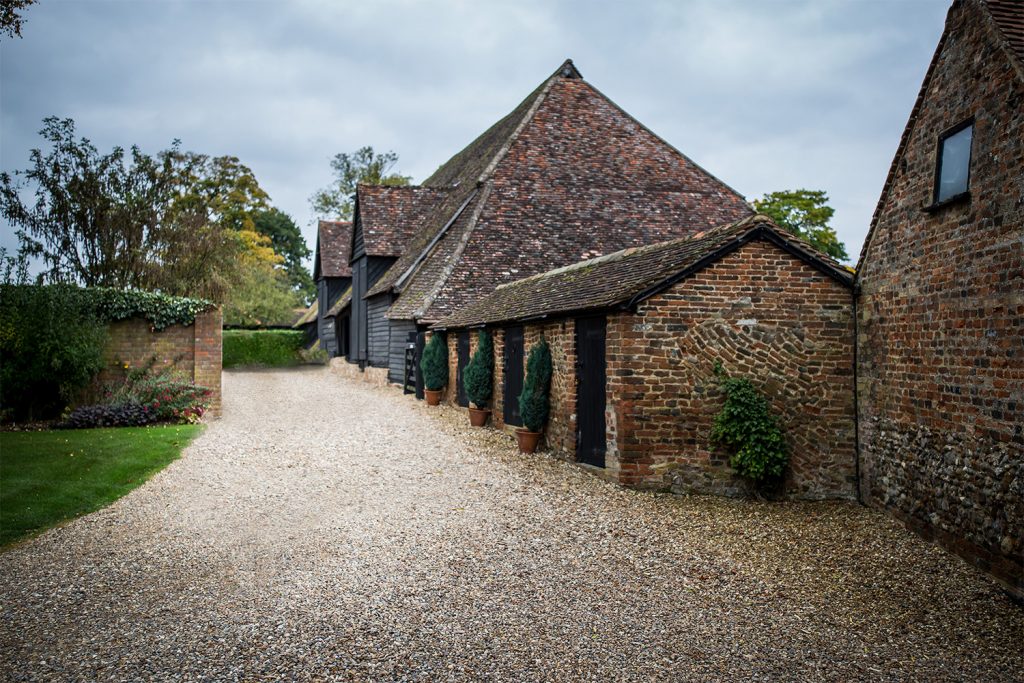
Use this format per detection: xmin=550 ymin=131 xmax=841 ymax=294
xmin=2 ymin=285 xmax=216 ymax=331
xmin=1 ymin=284 xmax=216 ymax=422
xmin=82 ymin=287 xmax=215 ymax=330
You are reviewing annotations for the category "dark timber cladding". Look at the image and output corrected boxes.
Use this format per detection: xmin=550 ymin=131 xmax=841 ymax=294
xmin=313 ymin=220 xmax=353 ymax=357
xmin=347 ymin=186 xmax=449 ymax=369
xmin=362 ymin=58 xmax=752 ymax=385
xmin=576 ymin=316 xmax=606 ymax=468
xmin=503 ymin=327 xmax=524 ymax=426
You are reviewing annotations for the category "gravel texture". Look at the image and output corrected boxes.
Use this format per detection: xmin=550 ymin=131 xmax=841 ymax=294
xmin=1 ymin=367 xmax=1022 ymax=682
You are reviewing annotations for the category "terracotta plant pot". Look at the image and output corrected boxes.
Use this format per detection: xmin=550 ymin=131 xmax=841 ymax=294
xmin=424 ymin=389 xmax=442 ymax=406
xmin=515 ymin=428 xmax=542 ymax=454
xmin=468 ymin=407 xmax=491 ymax=427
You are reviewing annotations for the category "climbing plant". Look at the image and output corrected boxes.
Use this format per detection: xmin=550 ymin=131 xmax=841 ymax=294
xmin=709 ymin=361 xmax=788 ymax=486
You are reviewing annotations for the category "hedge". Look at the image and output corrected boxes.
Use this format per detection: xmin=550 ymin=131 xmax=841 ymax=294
xmin=222 ymin=329 xmax=305 ymax=368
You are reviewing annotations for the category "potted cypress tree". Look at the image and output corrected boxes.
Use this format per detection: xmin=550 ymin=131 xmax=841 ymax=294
xmin=463 ymin=330 xmax=493 ymax=426
xmin=516 ymin=337 xmax=552 ymax=453
xmin=420 ymin=333 xmax=448 ymax=406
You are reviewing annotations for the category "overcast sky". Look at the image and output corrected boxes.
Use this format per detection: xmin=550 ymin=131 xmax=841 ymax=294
xmin=1 ymin=0 xmax=950 ymax=268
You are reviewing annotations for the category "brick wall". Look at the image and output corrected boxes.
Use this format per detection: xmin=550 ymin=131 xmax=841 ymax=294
xmin=857 ymin=0 xmax=1023 ymax=594
xmin=446 ymin=322 xmax=577 ymax=451
xmin=98 ymin=309 xmax=222 ymax=417
xmin=608 ymin=239 xmax=856 ymax=499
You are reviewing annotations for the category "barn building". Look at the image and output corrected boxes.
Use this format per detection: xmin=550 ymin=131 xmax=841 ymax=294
xmin=313 ymin=220 xmax=353 ymax=357
xmin=342 ymin=59 xmax=753 ymax=387
xmin=435 ymin=216 xmax=858 ymax=500
xmin=856 ymin=0 xmax=1023 ymax=596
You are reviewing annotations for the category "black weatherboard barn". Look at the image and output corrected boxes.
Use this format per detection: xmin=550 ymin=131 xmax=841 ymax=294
xmin=313 ymin=220 xmax=353 ymax=357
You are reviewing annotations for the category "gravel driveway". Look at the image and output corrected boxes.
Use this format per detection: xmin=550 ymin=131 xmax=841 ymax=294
xmin=1 ymin=367 xmax=1022 ymax=681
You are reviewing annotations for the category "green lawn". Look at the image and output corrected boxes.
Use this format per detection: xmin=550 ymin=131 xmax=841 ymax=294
xmin=0 ymin=424 xmax=202 ymax=546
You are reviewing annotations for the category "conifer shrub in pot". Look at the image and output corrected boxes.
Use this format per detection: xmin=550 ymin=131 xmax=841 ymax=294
xmin=516 ymin=337 xmax=552 ymax=453
xmin=420 ymin=333 xmax=448 ymax=406
xmin=463 ymin=330 xmax=493 ymax=426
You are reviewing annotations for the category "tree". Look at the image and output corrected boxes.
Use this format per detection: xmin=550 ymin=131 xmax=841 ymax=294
xmin=310 ymin=146 xmax=411 ymax=220
xmin=752 ymin=189 xmax=848 ymax=261
xmin=464 ymin=331 xmax=494 ymax=409
xmin=420 ymin=333 xmax=448 ymax=391
xmin=0 ymin=117 xmax=295 ymax=304
xmin=518 ymin=338 xmax=552 ymax=433
xmin=221 ymin=256 xmax=303 ymax=327
xmin=1 ymin=0 xmax=36 ymax=40
xmin=253 ymin=208 xmax=314 ymax=303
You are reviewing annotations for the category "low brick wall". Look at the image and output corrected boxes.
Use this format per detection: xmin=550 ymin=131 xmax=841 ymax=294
xmin=329 ymin=357 xmax=389 ymax=387
xmin=98 ymin=309 xmax=222 ymax=417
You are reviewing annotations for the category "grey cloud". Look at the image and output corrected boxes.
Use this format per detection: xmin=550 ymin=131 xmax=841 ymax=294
xmin=1 ymin=0 xmax=950 ymax=266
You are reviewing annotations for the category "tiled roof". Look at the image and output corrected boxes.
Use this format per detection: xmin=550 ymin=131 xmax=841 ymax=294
xmin=326 ymin=285 xmax=352 ymax=317
xmin=434 ymin=216 xmax=853 ymax=330
xmin=357 ymin=186 xmax=450 ymax=257
xmin=292 ymin=299 xmax=318 ymax=328
xmin=372 ymin=59 xmax=753 ymax=323
xmin=315 ymin=220 xmax=353 ymax=279
xmin=365 ymin=67 xmax=557 ymax=300
xmin=987 ymin=0 xmax=1024 ymax=65
xmin=858 ymin=0 xmax=1024 ymax=270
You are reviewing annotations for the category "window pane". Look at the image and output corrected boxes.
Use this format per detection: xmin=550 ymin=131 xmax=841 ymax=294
xmin=937 ymin=125 xmax=972 ymax=202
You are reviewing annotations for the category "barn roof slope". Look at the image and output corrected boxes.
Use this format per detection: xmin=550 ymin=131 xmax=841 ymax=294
xmin=369 ymin=58 xmax=753 ymax=323
xmin=356 ymin=185 xmax=450 ymax=257
xmin=434 ymin=216 xmax=853 ymax=329
xmin=326 ymin=285 xmax=353 ymax=317
xmin=292 ymin=299 xmax=318 ymax=328
xmin=315 ymin=220 xmax=353 ymax=279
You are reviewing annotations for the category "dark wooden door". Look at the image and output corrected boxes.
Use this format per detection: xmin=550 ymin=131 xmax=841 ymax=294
xmin=503 ymin=327 xmax=524 ymax=426
xmin=457 ymin=332 xmax=470 ymax=407
xmin=414 ymin=331 xmax=425 ymax=400
xmin=576 ymin=316 xmax=606 ymax=468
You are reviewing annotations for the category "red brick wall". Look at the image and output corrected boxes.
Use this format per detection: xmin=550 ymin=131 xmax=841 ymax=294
xmin=446 ymin=322 xmax=577 ymax=452
xmin=97 ymin=309 xmax=222 ymax=417
xmin=607 ymin=239 xmax=856 ymax=498
xmin=857 ymin=0 xmax=1023 ymax=594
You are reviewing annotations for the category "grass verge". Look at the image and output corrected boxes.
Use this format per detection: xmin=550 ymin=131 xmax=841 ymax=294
xmin=0 ymin=424 xmax=203 ymax=546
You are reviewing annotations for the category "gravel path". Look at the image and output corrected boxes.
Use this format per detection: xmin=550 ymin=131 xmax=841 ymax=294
xmin=1 ymin=367 xmax=1022 ymax=682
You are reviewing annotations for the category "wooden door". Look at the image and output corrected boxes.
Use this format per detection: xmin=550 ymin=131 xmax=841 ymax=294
xmin=457 ymin=332 xmax=471 ymax=407
xmin=576 ymin=316 xmax=606 ymax=467
xmin=503 ymin=327 xmax=524 ymax=426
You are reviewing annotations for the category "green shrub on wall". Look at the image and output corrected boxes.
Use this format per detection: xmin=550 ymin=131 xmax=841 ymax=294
xmin=0 ymin=285 xmax=108 ymax=421
xmin=420 ymin=333 xmax=448 ymax=391
xmin=0 ymin=284 xmax=217 ymax=423
xmin=464 ymin=330 xmax=494 ymax=408
xmin=222 ymin=330 xmax=305 ymax=368
xmin=709 ymin=361 xmax=789 ymax=488
xmin=518 ymin=338 xmax=552 ymax=433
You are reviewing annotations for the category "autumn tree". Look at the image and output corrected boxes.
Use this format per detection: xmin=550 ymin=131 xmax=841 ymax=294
xmin=309 ymin=146 xmax=411 ymax=221
xmin=0 ymin=117 xmax=298 ymax=311
xmin=752 ymin=189 xmax=848 ymax=261
xmin=253 ymin=208 xmax=314 ymax=303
